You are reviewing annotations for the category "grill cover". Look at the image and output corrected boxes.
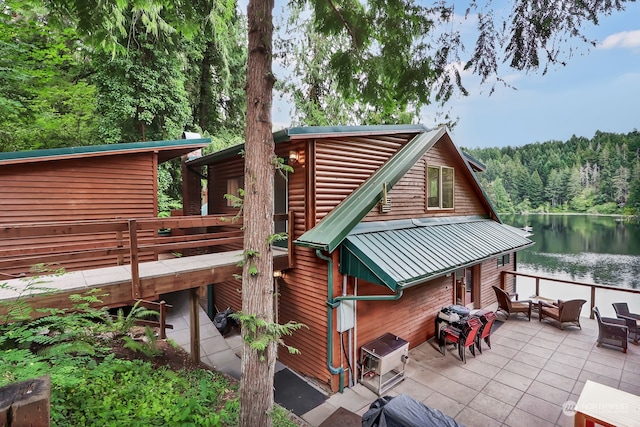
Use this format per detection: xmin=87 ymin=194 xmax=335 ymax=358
xmin=362 ymin=394 xmax=465 ymax=427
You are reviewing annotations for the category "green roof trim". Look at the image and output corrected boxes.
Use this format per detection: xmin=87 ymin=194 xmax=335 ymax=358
xmin=0 ymin=138 xmax=211 ymax=164
xmin=340 ymin=217 xmax=535 ymax=291
xmin=294 ymin=127 xmax=446 ymax=252
xmin=273 ymin=124 xmax=428 ymax=143
xmin=187 ymin=124 xmax=429 ymax=166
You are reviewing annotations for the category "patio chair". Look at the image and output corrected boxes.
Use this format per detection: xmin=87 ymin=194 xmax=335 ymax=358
xmin=594 ymin=307 xmax=628 ymax=353
xmin=612 ymin=302 xmax=640 ymax=345
xmin=440 ymin=316 xmax=482 ymax=363
xmin=538 ymin=299 xmax=586 ymax=330
xmin=492 ymin=286 xmax=532 ymax=321
xmin=474 ymin=311 xmax=497 ymax=354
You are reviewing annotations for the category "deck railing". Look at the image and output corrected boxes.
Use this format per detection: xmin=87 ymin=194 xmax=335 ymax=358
xmin=503 ymin=270 xmax=640 ymax=319
xmin=1 ymin=212 xmax=294 ymax=298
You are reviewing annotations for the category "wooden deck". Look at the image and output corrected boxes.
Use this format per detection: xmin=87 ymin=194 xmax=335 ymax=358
xmin=0 ymin=214 xmax=293 ymax=317
xmin=0 ymin=248 xmax=289 ymax=312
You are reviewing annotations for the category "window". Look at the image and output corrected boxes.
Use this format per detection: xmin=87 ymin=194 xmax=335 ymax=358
xmin=497 ymin=254 xmax=510 ymax=267
xmin=226 ymin=176 xmax=244 ymax=207
xmin=427 ymin=165 xmax=454 ymax=209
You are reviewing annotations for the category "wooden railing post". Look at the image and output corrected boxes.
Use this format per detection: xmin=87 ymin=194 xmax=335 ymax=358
xmin=159 ymin=300 xmax=167 ymax=339
xmin=590 ymin=287 xmax=596 ymax=319
xmin=535 ymin=277 xmax=540 ymax=297
xmin=116 ymin=229 xmax=124 ymax=265
xmin=128 ymin=219 xmax=141 ymax=299
xmin=189 ymin=288 xmax=201 ymax=364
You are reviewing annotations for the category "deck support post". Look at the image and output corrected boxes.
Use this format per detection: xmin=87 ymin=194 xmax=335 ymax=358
xmin=189 ymin=288 xmax=201 ymax=364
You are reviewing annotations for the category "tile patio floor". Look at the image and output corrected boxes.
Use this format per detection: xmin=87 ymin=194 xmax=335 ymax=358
xmin=302 ymin=307 xmax=640 ymax=427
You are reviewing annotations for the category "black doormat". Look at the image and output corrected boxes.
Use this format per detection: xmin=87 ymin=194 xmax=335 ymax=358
xmin=274 ymin=368 xmax=327 ymax=417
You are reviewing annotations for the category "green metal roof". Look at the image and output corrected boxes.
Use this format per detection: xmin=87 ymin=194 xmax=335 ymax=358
xmin=187 ymin=124 xmax=429 ymax=166
xmin=273 ymin=124 xmax=428 ymax=143
xmin=294 ymin=127 xmax=445 ymax=252
xmin=0 ymin=138 xmax=211 ymax=166
xmin=340 ymin=217 xmax=535 ymax=291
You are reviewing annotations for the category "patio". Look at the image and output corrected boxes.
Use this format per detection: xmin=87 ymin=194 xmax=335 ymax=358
xmin=303 ymin=307 xmax=640 ymax=427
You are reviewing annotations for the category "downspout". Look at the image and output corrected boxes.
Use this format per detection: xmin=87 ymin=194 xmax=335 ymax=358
xmin=316 ymin=249 xmax=345 ymax=393
xmin=316 ymin=249 xmax=404 ymax=393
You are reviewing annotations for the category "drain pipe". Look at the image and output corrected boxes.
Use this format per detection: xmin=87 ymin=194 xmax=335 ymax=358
xmin=316 ymin=249 xmax=345 ymax=393
xmin=316 ymin=249 xmax=404 ymax=393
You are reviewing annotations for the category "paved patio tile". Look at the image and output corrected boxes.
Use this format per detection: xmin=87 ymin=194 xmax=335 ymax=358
xmin=536 ymin=329 xmax=567 ymax=343
xmin=526 ymin=380 xmax=571 ymax=406
xmin=512 ymin=349 xmax=549 ymax=368
xmin=504 ymin=407 xmax=556 ymax=427
xmin=493 ymin=368 xmax=534 ymax=392
xmin=618 ymin=381 xmax=640 ymax=396
xmin=325 ymin=388 xmax=371 ymax=413
xmin=440 ymin=365 xmax=489 ymax=391
xmin=422 ymin=392 xmax=465 ymax=419
xmin=563 ymin=336 xmax=596 ymax=351
xmin=516 ymin=393 xmax=562 ymax=424
xmin=455 ymin=406 xmax=503 ymax=427
xmin=388 ymin=378 xmax=433 ymax=401
xmin=491 ymin=335 xmax=526 ymax=351
xmin=480 ymin=380 xmax=524 ymax=406
xmin=504 ymin=359 xmax=541 ymax=379
xmin=467 ymin=391 xmax=514 ymax=422
xmin=587 ymin=349 xmax=626 ymax=367
xmin=519 ymin=342 xmax=555 ymax=359
xmin=582 ymin=359 xmax=622 ymax=381
xmin=435 ymin=378 xmax=479 ymax=405
xmin=409 ymin=367 xmax=449 ymax=389
xmin=460 ymin=358 xmax=502 ymax=379
xmin=549 ymin=351 xmax=588 ymax=369
xmin=474 ymin=351 xmax=511 ymax=368
xmin=529 ymin=336 xmax=562 ymax=351
xmin=543 ymin=359 xmax=582 ymax=380
xmin=577 ymin=370 xmax=620 ymax=388
xmin=535 ymin=369 xmax=576 ymax=393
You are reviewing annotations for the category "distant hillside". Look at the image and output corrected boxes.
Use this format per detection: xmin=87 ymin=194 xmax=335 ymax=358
xmin=463 ymin=130 xmax=640 ymax=215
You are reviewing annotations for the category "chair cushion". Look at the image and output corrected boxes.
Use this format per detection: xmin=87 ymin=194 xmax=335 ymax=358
xmin=512 ymin=301 xmax=529 ymax=310
xmin=542 ymin=306 xmax=560 ymax=317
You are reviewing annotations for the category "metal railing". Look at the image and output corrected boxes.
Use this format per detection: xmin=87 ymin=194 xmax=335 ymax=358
xmin=503 ymin=270 xmax=640 ymax=319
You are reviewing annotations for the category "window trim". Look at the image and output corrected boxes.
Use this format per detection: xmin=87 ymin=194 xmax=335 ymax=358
xmin=426 ymin=164 xmax=455 ymax=210
xmin=497 ymin=253 xmax=511 ymax=267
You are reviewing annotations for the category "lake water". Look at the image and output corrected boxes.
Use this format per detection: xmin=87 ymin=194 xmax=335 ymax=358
xmin=502 ymin=214 xmax=640 ymax=290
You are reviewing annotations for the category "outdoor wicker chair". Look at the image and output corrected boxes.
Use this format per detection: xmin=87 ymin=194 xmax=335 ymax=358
xmin=538 ymin=299 xmax=586 ymax=330
xmin=612 ymin=302 xmax=640 ymax=345
xmin=492 ymin=286 xmax=532 ymax=321
xmin=594 ymin=307 xmax=628 ymax=353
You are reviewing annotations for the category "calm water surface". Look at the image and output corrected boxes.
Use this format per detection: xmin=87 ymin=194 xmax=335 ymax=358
xmin=502 ymin=214 xmax=640 ymax=289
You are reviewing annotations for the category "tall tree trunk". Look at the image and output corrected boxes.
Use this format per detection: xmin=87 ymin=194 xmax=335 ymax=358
xmin=240 ymin=0 xmax=275 ymax=425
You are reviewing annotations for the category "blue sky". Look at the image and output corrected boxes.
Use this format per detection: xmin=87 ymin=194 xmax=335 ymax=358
xmin=272 ymin=3 xmax=640 ymax=149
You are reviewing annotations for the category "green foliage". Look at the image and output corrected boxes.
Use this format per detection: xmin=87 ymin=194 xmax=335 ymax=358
xmin=106 ymin=300 xmax=160 ymax=336
xmin=232 ymin=311 xmax=307 ymax=362
xmin=122 ymin=326 xmax=161 ymax=357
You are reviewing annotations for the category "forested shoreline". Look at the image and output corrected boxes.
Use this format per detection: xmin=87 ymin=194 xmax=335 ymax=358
xmin=465 ymin=130 xmax=640 ymax=216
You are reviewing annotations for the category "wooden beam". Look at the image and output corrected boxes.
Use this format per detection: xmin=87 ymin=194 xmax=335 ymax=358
xmin=189 ymin=288 xmax=200 ymax=364
xmin=129 ymin=220 xmax=140 ymax=299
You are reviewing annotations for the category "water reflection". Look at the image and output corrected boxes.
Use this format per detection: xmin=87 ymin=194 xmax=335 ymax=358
xmin=503 ymin=214 xmax=640 ymax=289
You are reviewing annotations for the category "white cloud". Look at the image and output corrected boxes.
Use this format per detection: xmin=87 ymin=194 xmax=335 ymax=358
xmin=598 ymin=30 xmax=640 ymax=50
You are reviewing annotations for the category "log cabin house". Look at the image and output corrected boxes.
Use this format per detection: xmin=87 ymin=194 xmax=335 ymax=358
xmin=186 ymin=124 xmax=534 ymax=393
xmin=0 ymin=137 xmax=209 ymax=279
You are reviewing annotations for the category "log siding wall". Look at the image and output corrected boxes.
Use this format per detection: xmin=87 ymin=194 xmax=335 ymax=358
xmin=0 ymin=154 xmax=157 ymax=274
xmin=205 ymin=132 xmax=514 ymax=392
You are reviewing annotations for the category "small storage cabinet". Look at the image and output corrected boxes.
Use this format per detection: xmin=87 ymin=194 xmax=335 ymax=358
xmin=359 ymin=333 xmax=409 ymax=395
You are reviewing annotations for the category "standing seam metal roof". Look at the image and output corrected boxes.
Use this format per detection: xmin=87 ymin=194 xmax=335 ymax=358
xmin=340 ymin=218 xmax=534 ymax=291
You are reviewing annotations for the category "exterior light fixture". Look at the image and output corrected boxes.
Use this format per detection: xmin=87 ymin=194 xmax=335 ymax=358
xmin=289 ymin=150 xmax=300 ymax=164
